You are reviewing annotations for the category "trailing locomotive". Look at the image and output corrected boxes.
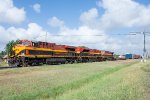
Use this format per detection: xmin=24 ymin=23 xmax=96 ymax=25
xmin=8 ymin=40 xmax=114 ymax=67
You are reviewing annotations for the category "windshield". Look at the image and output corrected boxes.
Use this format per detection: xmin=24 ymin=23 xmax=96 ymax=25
xmin=18 ymin=41 xmax=31 ymax=46
xmin=22 ymin=42 xmax=31 ymax=45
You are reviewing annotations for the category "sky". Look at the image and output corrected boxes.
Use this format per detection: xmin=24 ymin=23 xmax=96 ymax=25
xmin=0 ymin=0 xmax=150 ymax=55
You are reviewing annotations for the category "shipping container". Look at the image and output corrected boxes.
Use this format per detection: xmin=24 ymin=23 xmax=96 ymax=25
xmin=118 ymin=55 xmax=126 ymax=60
xmin=133 ymin=54 xmax=141 ymax=59
xmin=125 ymin=54 xmax=133 ymax=59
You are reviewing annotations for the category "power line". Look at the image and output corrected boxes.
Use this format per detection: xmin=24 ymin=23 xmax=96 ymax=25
xmin=46 ymin=33 xmax=136 ymax=37
xmin=32 ymin=33 xmax=137 ymax=45
xmin=36 ymin=33 xmax=135 ymax=37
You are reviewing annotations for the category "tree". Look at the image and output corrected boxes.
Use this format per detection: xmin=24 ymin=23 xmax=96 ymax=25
xmin=5 ymin=40 xmax=19 ymax=56
xmin=0 ymin=51 xmax=6 ymax=58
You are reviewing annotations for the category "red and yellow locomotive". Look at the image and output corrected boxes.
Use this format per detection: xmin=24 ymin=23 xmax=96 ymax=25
xmin=9 ymin=40 xmax=114 ymax=67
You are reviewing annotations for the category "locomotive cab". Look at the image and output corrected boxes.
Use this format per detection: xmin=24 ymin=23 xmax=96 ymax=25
xmin=12 ymin=40 xmax=32 ymax=56
xmin=8 ymin=40 xmax=32 ymax=67
xmin=17 ymin=40 xmax=32 ymax=46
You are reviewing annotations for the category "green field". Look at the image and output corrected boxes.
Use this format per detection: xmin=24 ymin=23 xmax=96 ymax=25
xmin=0 ymin=59 xmax=150 ymax=100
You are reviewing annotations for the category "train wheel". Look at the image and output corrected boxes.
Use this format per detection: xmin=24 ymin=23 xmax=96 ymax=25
xmin=74 ymin=60 xmax=77 ymax=63
xmin=25 ymin=63 xmax=28 ymax=67
xmin=65 ymin=61 xmax=68 ymax=64
xmin=23 ymin=62 xmax=28 ymax=67
xmin=8 ymin=63 xmax=12 ymax=67
xmin=70 ymin=61 xmax=74 ymax=64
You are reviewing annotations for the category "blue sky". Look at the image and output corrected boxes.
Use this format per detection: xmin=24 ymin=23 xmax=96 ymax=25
xmin=2 ymin=0 xmax=149 ymax=29
xmin=12 ymin=0 xmax=149 ymax=27
xmin=1 ymin=0 xmax=150 ymax=55
xmin=10 ymin=0 xmax=150 ymax=33
xmin=13 ymin=0 xmax=99 ymax=29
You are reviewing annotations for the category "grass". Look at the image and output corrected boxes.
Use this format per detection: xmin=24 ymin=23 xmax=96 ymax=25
xmin=0 ymin=59 xmax=149 ymax=100
xmin=57 ymin=60 xmax=150 ymax=100
xmin=141 ymin=61 xmax=150 ymax=72
xmin=140 ymin=60 xmax=150 ymax=100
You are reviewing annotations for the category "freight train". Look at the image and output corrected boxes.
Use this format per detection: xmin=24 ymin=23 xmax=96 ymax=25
xmin=115 ymin=54 xmax=141 ymax=60
xmin=125 ymin=54 xmax=141 ymax=59
xmin=8 ymin=40 xmax=114 ymax=67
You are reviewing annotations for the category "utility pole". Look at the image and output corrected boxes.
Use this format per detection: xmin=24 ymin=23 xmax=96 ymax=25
xmin=131 ymin=31 xmax=150 ymax=62
xmin=143 ymin=32 xmax=146 ymax=59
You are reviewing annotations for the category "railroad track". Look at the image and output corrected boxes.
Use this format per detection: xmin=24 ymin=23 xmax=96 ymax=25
xmin=0 ymin=66 xmax=16 ymax=70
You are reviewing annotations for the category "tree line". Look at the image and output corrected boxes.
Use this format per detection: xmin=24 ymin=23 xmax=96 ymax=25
xmin=0 ymin=40 xmax=19 ymax=58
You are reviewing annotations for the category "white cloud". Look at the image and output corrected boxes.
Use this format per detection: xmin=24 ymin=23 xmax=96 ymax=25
xmin=98 ymin=0 xmax=150 ymax=29
xmin=47 ymin=16 xmax=64 ymax=27
xmin=0 ymin=23 xmax=46 ymax=45
xmin=32 ymin=3 xmax=41 ymax=13
xmin=0 ymin=21 xmax=147 ymax=55
xmin=0 ymin=0 xmax=26 ymax=24
xmin=75 ymin=0 xmax=150 ymax=54
xmin=80 ymin=8 xmax=98 ymax=24
xmin=0 ymin=22 xmax=115 ymax=52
